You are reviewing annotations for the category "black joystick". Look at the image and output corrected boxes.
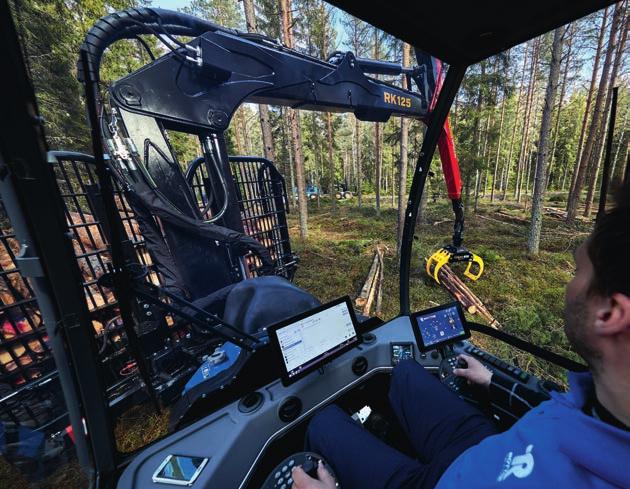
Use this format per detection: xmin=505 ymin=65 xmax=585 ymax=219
xmin=456 ymin=357 xmax=468 ymax=369
xmin=261 ymin=451 xmax=337 ymax=489
xmin=301 ymin=458 xmax=318 ymax=479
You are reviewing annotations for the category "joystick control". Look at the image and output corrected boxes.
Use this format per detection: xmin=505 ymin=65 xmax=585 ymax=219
xmin=439 ymin=355 xmax=475 ymax=396
xmin=301 ymin=458 xmax=318 ymax=479
xmin=261 ymin=451 xmax=337 ymax=489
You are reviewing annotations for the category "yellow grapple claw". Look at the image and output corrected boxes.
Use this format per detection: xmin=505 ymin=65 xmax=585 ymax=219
xmin=463 ymin=253 xmax=484 ymax=281
xmin=425 ymin=248 xmax=451 ymax=284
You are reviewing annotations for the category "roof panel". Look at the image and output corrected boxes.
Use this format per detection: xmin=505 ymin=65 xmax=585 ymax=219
xmin=327 ymin=1 xmax=617 ymax=65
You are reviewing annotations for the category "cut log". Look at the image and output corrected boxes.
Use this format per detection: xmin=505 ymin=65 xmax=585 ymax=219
xmin=495 ymin=210 xmax=529 ymax=224
xmin=356 ymin=246 xmax=384 ymax=316
xmin=375 ymin=251 xmax=384 ymax=315
xmin=543 ymin=206 xmax=567 ymax=219
xmin=434 ymin=264 xmax=501 ymax=328
xmin=356 ymin=252 xmax=380 ymax=308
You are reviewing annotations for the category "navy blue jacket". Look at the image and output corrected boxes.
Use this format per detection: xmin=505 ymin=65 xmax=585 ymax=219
xmin=437 ymin=372 xmax=630 ymax=488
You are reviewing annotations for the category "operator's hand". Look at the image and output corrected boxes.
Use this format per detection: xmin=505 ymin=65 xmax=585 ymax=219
xmin=453 ymin=354 xmax=492 ymax=388
xmin=291 ymin=460 xmax=336 ymax=489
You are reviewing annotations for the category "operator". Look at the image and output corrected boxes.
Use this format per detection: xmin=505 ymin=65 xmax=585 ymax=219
xmin=291 ymin=183 xmax=630 ymax=489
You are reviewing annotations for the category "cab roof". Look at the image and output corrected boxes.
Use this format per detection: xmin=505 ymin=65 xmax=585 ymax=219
xmin=328 ymin=0 xmax=617 ymax=65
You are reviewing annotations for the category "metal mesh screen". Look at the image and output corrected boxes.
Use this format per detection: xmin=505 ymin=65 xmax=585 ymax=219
xmin=0 ymin=191 xmax=74 ymax=480
xmin=0 ymin=203 xmax=51 ymax=390
xmin=0 ymin=151 xmax=167 ymax=427
xmin=50 ymin=152 xmax=165 ymax=390
xmin=188 ymin=156 xmax=297 ymax=279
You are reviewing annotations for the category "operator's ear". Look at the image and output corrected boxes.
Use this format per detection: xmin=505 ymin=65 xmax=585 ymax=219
xmin=594 ymin=293 xmax=630 ymax=336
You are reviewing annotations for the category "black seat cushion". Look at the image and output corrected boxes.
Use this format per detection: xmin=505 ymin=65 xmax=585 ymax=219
xmin=222 ymin=276 xmax=320 ymax=335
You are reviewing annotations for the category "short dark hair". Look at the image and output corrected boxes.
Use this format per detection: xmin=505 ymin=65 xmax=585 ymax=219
xmin=587 ymin=180 xmax=630 ymax=297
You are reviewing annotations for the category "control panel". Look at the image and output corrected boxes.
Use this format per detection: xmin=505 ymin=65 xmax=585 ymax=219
xmin=462 ymin=344 xmax=530 ymax=383
xmin=390 ymin=343 xmax=414 ymax=366
xmin=116 ymin=313 xmax=543 ymax=489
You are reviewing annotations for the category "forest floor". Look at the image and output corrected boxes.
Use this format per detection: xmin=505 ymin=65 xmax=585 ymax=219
xmin=0 ymin=195 xmax=593 ymax=487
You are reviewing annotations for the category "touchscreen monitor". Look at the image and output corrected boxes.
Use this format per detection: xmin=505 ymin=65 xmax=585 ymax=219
xmin=411 ymin=302 xmax=469 ymax=351
xmin=268 ymin=297 xmax=359 ymax=386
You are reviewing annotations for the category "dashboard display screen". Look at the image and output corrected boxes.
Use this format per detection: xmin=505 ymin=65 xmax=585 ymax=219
xmin=269 ymin=297 xmax=359 ymax=385
xmin=391 ymin=343 xmax=414 ymax=365
xmin=152 ymin=455 xmax=208 ymax=486
xmin=411 ymin=302 xmax=469 ymax=351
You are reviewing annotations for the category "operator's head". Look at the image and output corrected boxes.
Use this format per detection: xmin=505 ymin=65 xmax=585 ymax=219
xmin=564 ymin=181 xmax=630 ymax=375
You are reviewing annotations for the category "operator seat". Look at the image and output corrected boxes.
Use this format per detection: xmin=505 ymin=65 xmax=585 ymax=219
xmin=59 ymin=137 xmax=316 ymax=335
xmin=114 ymin=150 xmax=318 ymax=335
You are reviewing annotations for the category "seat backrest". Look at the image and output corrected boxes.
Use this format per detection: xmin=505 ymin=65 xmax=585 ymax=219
xmin=104 ymin=105 xmax=295 ymax=302
xmin=187 ymin=155 xmax=298 ymax=281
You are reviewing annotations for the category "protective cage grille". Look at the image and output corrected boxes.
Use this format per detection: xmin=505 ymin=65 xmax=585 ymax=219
xmin=0 ymin=201 xmax=67 ymax=436
xmin=0 ymin=152 xmax=163 ymax=436
xmin=187 ymin=155 xmax=298 ymax=280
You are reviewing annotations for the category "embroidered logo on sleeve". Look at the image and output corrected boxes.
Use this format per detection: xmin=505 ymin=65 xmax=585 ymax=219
xmin=497 ymin=444 xmax=534 ymax=482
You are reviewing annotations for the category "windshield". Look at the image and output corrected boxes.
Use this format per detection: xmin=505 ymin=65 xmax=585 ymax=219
xmin=2 ymin=0 xmax=626 ymax=486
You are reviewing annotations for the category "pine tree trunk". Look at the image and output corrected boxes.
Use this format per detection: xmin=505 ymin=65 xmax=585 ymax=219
xmin=355 ymin=117 xmax=363 ymax=207
xmin=373 ymin=28 xmax=382 ymax=215
xmin=326 ymin=112 xmax=336 ymax=210
xmin=473 ymin=169 xmax=481 ymax=212
xmin=569 ymin=9 xmax=609 ymax=197
xmin=566 ymin=8 xmax=610 ymax=220
xmin=503 ymin=43 xmax=530 ymax=200
xmin=391 ymin=164 xmax=395 ymax=207
xmin=280 ymin=0 xmax=308 ymax=238
xmin=611 ymin=108 xmax=628 ymax=180
xmin=281 ymin=107 xmax=296 ymax=198
xmin=516 ymin=38 xmax=541 ymax=203
xmin=398 ymin=43 xmax=411 ymax=251
xmin=233 ymin=109 xmax=245 ymax=154
xmin=491 ymin=65 xmax=508 ymax=202
xmin=583 ymin=10 xmax=627 ymax=217
xmin=547 ymin=24 xmax=574 ymax=190
xmin=375 ymin=122 xmax=382 ymax=215
xmin=243 ymin=0 xmax=275 ymax=162
xmin=528 ymin=27 xmax=565 ymax=254
xmin=470 ymin=61 xmax=486 ymax=210
xmin=567 ymin=4 xmax=622 ymax=222
xmin=259 ymin=105 xmax=275 ymax=161
xmin=480 ymin=108 xmax=494 ymax=200
xmin=526 ymin=88 xmax=543 ymax=198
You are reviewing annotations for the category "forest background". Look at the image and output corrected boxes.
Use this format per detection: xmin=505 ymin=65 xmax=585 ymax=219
xmin=11 ymin=0 xmax=630 ymax=382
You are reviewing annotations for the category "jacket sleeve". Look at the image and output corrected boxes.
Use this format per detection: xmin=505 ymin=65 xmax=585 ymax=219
xmin=488 ymin=373 xmax=550 ymax=417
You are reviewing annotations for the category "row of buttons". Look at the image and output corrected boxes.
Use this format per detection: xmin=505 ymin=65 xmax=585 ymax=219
xmin=463 ymin=345 xmax=530 ymax=382
xmin=273 ymin=459 xmax=295 ymax=488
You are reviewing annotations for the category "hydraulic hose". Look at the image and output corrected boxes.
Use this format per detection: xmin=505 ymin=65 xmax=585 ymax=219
xmin=78 ymin=7 xmax=237 ymax=82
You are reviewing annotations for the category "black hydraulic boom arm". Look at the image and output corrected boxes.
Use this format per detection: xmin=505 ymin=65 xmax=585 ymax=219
xmin=109 ymin=24 xmax=431 ymax=131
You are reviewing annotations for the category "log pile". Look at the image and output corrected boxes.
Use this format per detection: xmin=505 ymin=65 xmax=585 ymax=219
xmin=543 ymin=206 xmax=568 ymax=219
xmin=356 ymin=246 xmax=384 ymax=316
xmin=434 ymin=263 xmax=501 ymax=329
xmin=495 ymin=210 xmax=529 ymax=225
